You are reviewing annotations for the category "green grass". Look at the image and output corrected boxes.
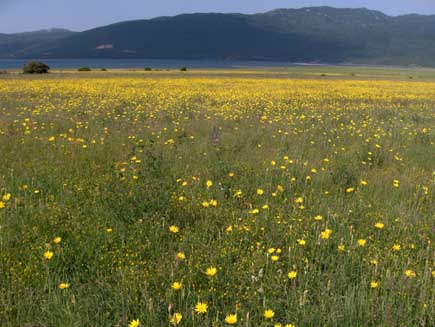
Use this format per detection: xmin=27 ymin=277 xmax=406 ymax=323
xmin=1 ymin=68 xmax=435 ymax=327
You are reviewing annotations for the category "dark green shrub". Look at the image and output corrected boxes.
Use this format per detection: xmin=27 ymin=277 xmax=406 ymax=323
xmin=78 ymin=67 xmax=92 ymax=72
xmin=23 ymin=62 xmax=50 ymax=74
xmin=144 ymin=67 xmax=152 ymax=71
xmin=180 ymin=67 xmax=187 ymax=71
xmin=100 ymin=68 xmax=107 ymax=71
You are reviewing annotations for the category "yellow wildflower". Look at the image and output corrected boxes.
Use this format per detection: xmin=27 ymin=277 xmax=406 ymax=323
xmin=194 ymin=302 xmax=208 ymax=314
xmin=263 ymin=309 xmax=275 ymax=319
xmin=225 ymin=314 xmax=237 ymax=325
xmin=205 ymin=266 xmax=217 ymax=277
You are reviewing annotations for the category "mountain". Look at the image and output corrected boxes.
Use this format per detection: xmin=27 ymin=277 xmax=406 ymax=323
xmin=0 ymin=29 xmax=76 ymax=58
xmin=3 ymin=7 xmax=435 ymax=66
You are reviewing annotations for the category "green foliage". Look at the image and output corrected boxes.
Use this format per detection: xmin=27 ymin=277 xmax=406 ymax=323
xmin=144 ymin=67 xmax=152 ymax=71
xmin=22 ymin=61 xmax=50 ymax=74
xmin=180 ymin=67 xmax=187 ymax=71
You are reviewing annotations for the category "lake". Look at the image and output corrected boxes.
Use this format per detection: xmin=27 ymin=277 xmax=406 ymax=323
xmin=0 ymin=58 xmax=320 ymax=70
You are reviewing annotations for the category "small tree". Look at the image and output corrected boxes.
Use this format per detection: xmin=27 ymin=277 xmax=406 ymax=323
xmin=78 ymin=67 xmax=92 ymax=72
xmin=180 ymin=67 xmax=187 ymax=72
xmin=144 ymin=67 xmax=152 ymax=71
xmin=23 ymin=62 xmax=50 ymax=74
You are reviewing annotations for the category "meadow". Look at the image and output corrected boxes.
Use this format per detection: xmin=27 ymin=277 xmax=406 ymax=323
xmin=1 ymin=67 xmax=435 ymax=327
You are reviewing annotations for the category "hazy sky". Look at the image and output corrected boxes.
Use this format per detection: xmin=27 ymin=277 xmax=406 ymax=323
xmin=2 ymin=0 xmax=435 ymax=33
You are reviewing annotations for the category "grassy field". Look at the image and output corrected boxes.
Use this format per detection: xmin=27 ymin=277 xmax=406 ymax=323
xmin=1 ymin=67 xmax=435 ymax=327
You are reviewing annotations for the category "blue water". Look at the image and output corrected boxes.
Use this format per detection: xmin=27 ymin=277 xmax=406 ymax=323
xmin=0 ymin=58 xmax=316 ymax=70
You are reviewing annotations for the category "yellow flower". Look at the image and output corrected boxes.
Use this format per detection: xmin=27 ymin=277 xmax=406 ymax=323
xmin=2 ymin=193 xmax=11 ymax=202
xmin=320 ymin=229 xmax=332 ymax=239
xmin=43 ymin=251 xmax=54 ymax=260
xmin=357 ymin=239 xmax=367 ymax=247
xmin=206 ymin=180 xmax=213 ymax=188
xmin=0 ymin=201 xmax=5 ymax=209
xmin=194 ymin=302 xmax=208 ymax=314
xmin=297 ymin=239 xmax=306 ymax=246
xmin=267 ymin=248 xmax=276 ymax=254
xmin=370 ymin=281 xmax=379 ymax=289
xmin=257 ymin=188 xmax=264 ymax=195
xmin=128 ymin=319 xmax=140 ymax=327
xmin=288 ymin=271 xmax=297 ymax=279
xmin=53 ymin=236 xmax=62 ymax=244
xmin=338 ymin=245 xmax=345 ymax=251
xmin=405 ymin=270 xmax=416 ymax=278
xmin=48 ymin=136 xmax=55 ymax=142
xmin=225 ymin=314 xmax=237 ymax=325
xmin=271 ymin=255 xmax=279 ymax=262
xmin=205 ymin=266 xmax=217 ymax=277
xmin=209 ymin=199 xmax=218 ymax=206
xmin=263 ymin=309 xmax=275 ymax=319
xmin=171 ymin=282 xmax=182 ymax=291
xmin=169 ymin=225 xmax=180 ymax=233
xmin=374 ymin=222 xmax=384 ymax=229
xmin=314 ymin=215 xmax=323 ymax=221
xmin=431 ymin=271 xmax=435 ymax=278
xmin=234 ymin=190 xmax=243 ymax=198
xmin=58 ymin=282 xmax=70 ymax=289
xmin=176 ymin=252 xmax=186 ymax=260
xmin=201 ymin=201 xmax=210 ymax=208
xmin=106 ymin=228 xmax=113 ymax=233
xmin=295 ymin=197 xmax=304 ymax=204
xmin=170 ymin=313 xmax=182 ymax=325
xmin=346 ymin=187 xmax=355 ymax=193
xmin=392 ymin=244 xmax=401 ymax=251
xmin=360 ymin=180 xmax=368 ymax=186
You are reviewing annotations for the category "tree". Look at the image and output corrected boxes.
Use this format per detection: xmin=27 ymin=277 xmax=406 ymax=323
xmin=23 ymin=62 xmax=50 ymax=74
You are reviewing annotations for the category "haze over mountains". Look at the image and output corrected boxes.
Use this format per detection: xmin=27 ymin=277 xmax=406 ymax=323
xmin=2 ymin=7 xmax=435 ymax=66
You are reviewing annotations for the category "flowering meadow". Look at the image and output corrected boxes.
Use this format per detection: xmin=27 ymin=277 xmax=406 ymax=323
xmin=1 ymin=69 xmax=435 ymax=326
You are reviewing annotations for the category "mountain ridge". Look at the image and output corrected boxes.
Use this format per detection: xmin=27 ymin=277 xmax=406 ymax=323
xmin=2 ymin=7 xmax=435 ymax=66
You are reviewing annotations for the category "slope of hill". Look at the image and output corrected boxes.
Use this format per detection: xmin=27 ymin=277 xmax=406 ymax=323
xmin=0 ymin=29 xmax=75 ymax=58
xmin=3 ymin=7 xmax=435 ymax=66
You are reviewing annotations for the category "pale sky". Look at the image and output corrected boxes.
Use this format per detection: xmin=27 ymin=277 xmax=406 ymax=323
xmin=2 ymin=0 xmax=435 ymax=33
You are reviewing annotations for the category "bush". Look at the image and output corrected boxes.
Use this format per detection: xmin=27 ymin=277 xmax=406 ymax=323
xmin=100 ymin=68 xmax=107 ymax=71
xmin=0 ymin=70 xmax=7 ymax=75
xmin=23 ymin=62 xmax=50 ymax=74
xmin=144 ymin=67 xmax=152 ymax=71
xmin=180 ymin=67 xmax=187 ymax=71
xmin=78 ymin=67 xmax=92 ymax=72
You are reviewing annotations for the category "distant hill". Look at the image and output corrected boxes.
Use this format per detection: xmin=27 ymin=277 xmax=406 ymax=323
xmin=0 ymin=29 xmax=75 ymax=58
xmin=3 ymin=7 xmax=435 ymax=66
